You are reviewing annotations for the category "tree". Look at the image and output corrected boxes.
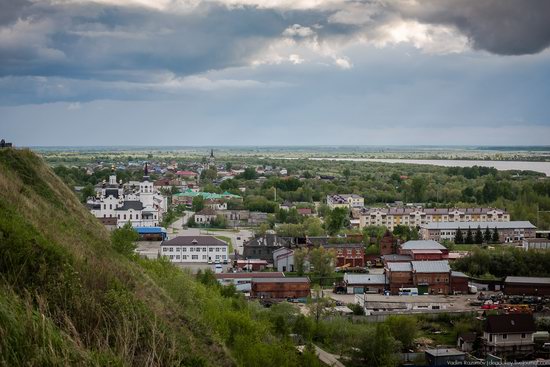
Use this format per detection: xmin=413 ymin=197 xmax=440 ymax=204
xmin=385 ymin=316 xmax=417 ymax=350
xmin=304 ymin=217 xmax=325 ymax=236
xmin=187 ymin=215 xmax=196 ymax=227
xmin=225 ymin=162 xmax=233 ymax=171
xmin=484 ymin=226 xmax=492 ymax=243
xmin=307 ymin=286 xmax=332 ymax=325
xmin=465 ymin=227 xmax=474 ymax=244
xmin=410 ymin=176 xmax=427 ymax=202
xmin=354 ymin=324 xmax=400 ymax=367
xmin=309 ymin=247 xmax=336 ymax=277
xmin=474 ymin=226 xmax=484 ymax=244
xmin=111 ymin=222 xmax=139 ymax=256
xmin=238 ymin=167 xmax=257 ymax=180
xmin=80 ymin=184 xmax=95 ymax=203
xmin=343 ymin=168 xmax=351 ymax=180
xmin=492 ymin=227 xmax=500 ymax=243
xmin=326 ymin=208 xmax=349 ymax=235
xmin=192 ymin=196 xmax=205 ymax=212
xmin=294 ymin=248 xmax=307 ymax=276
xmin=454 ymin=227 xmax=464 ymax=244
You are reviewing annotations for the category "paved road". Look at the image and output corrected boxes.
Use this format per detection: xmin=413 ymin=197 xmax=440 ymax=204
xmin=167 ymin=214 xmax=254 ymax=255
xmin=314 ymin=345 xmax=345 ymax=367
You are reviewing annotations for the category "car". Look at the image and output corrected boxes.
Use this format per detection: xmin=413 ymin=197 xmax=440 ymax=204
xmin=214 ymin=264 xmax=223 ymax=274
xmin=222 ymin=259 xmax=228 ymax=264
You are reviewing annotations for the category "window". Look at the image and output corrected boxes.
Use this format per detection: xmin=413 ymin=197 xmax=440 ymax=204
xmin=130 ymin=214 xmax=132 ymax=219
xmin=182 ymin=255 xmax=187 ymax=260
xmin=177 ymin=247 xmax=181 ymax=252
xmin=162 ymin=247 xmax=167 ymax=252
xmin=215 ymin=255 xmax=220 ymax=259
xmin=176 ymin=255 xmax=180 ymax=259
xmin=216 ymin=247 xmax=220 ymax=252
xmin=521 ymin=333 xmax=526 ymax=339
xmin=109 ymin=204 xmax=112 ymax=209
xmin=182 ymin=247 xmax=187 ymax=252
xmin=192 ymin=255 xmax=198 ymax=260
xmin=202 ymin=255 xmax=207 ymax=260
xmin=202 ymin=247 xmax=206 ymax=252
xmin=502 ymin=334 xmax=507 ymax=340
xmin=169 ymin=255 xmax=174 ymax=259
xmin=169 ymin=247 xmax=173 ymax=252
xmin=489 ymin=335 xmax=493 ymax=342
xmin=209 ymin=248 xmax=213 ymax=252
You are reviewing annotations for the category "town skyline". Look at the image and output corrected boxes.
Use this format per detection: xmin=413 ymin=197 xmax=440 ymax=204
xmin=2 ymin=0 xmax=550 ymax=146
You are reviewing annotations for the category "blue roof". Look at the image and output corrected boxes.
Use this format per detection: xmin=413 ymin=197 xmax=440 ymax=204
xmin=135 ymin=227 xmax=167 ymax=234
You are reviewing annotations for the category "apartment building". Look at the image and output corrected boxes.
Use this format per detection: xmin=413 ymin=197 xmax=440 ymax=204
xmin=359 ymin=207 xmax=510 ymax=230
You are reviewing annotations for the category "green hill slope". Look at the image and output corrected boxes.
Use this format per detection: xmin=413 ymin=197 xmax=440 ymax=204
xmin=0 ymin=149 xmax=310 ymax=367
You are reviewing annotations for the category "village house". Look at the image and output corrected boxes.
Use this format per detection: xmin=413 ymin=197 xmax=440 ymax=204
xmin=483 ymin=313 xmax=536 ymax=359
xmin=160 ymin=236 xmax=228 ymax=263
xmin=421 ymin=221 xmax=537 ymax=243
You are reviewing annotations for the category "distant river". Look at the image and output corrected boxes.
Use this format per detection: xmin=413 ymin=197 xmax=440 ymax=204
xmin=307 ymin=158 xmax=550 ymax=176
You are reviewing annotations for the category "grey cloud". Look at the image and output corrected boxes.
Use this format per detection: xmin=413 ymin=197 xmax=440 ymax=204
xmin=397 ymin=0 xmax=550 ymax=55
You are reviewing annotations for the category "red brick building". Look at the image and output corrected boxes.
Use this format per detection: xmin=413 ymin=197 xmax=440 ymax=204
xmin=504 ymin=276 xmax=550 ymax=296
xmin=380 ymin=230 xmax=399 ymax=255
xmin=451 ymin=271 xmax=469 ymax=294
xmin=250 ymin=277 xmax=310 ymax=299
xmin=324 ymin=243 xmax=365 ymax=267
xmin=410 ymin=249 xmax=445 ymax=261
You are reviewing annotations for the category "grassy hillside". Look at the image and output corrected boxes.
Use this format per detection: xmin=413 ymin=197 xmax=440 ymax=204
xmin=0 ymin=149 xmax=309 ymax=366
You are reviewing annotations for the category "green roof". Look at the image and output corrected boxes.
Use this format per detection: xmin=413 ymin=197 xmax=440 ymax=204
xmin=173 ymin=189 xmax=241 ymax=200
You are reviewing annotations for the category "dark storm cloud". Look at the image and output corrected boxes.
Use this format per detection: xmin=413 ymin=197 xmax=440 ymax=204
xmin=398 ymin=0 xmax=550 ymax=55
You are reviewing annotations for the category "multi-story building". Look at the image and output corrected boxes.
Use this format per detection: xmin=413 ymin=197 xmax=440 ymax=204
xmin=327 ymin=194 xmax=364 ymax=209
xmin=483 ymin=314 xmax=536 ymax=359
xmin=359 ymin=207 xmax=510 ymax=231
xmin=160 ymin=236 xmax=228 ymax=263
xmin=421 ymin=221 xmax=536 ymax=243
xmin=87 ymin=164 xmax=167 ymax=227
xmin=385 ymin=259 xmax=465 ymax=295
xmin=324 ymin=243 xmax=365 ymax=267
xmin=243 ymin=234 xmax=297 ymax=261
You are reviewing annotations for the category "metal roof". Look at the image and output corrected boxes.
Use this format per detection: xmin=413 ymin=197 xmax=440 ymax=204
xmin=423 ymin=221 xmax=536 ymax=230
xmin=425 ymin=349 xmax=465 ymax=357
xmin=451 ymin=271 xmax=468 ymax=278
xmin=135 ymin=227 xmax=167 ymax=234
xmin=162 ymin=236 xmax=228 ymax=246
xmin=387 ymin=262 xmax=412 ymax=272
xmin=411 ymin=260 xmax=450 ymax=273
xmin=251 ymin=277 xmax=309 ymax=283
xmin=505 ymin=276 xmax=550 ymax=285
xmin=344 ymin=273 xmax=387 ymax=285
xmin=381 ymin=254 xmax=412 ymax=262
xmin=216 ymin=272 xmax=284 ymax=279
xmin=401 ymin=240 xmax=446 ymax=250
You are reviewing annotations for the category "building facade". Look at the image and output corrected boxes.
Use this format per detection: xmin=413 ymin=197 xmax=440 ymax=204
xmin=421 ymin=221 xmax=537 ymax=243
xmin=359 ymin=207 xmax=510 ymax=231
xmin=483 ymin=314 xmax=536 ymax=359
xmin=250 ymin=277 xmax=310 ymax=299
xmin=327 ymin=194 xmax=364 ymax=209
xmin=161 ymin=236 xmax=228 ymax=263
xmin=87 ymin=164 xmax=167 ymax=227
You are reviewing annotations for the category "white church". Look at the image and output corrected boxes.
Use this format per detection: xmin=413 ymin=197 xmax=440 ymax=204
xmin=87 ymin=164 xmax=167 ymax=228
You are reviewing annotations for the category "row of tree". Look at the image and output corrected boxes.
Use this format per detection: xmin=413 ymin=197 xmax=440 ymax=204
xmin=454 ymin=226 xmax=499 ymax=244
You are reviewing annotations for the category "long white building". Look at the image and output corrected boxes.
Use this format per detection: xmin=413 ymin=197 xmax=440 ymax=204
xmin=161 ymin=236 xmax=229 ymax=263
xmin=87 ymin=164 xmax=167 ymax=227
xmin=358 ymin=207 xmax=510 ymax=231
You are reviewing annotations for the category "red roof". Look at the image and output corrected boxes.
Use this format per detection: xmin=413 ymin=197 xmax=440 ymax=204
xmin=297 ymin=208 xmax=312 ymax=215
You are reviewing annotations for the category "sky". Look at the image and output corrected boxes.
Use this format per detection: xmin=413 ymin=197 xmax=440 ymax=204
xmin=1 ymin=0 xmax=550 ymax=146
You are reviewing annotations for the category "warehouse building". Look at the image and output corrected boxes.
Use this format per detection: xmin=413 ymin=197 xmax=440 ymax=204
xmin=504 ymin=276 xmax=550 ymax=296
xmin=250 ymin=277 xmax=310 ymax=299
xmin=421 ymin=221 xmax=536 ymax=243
